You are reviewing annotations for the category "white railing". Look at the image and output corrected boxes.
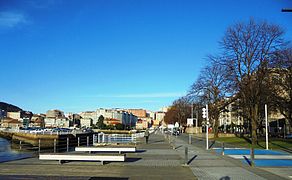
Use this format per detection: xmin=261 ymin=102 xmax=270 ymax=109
xmin=0 ymin=129 xmax=88 ymax=135
xmin=93 ymin=132 xmax=145 ymax=144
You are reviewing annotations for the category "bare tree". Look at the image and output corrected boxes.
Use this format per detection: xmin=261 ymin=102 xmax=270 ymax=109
xmin=189 ymin=58 xmax=233 ymax=138
xmin=164 ymin=96 xmax=191 ymax=126
xmin=221 ymin=19 xmax=286 ymax=147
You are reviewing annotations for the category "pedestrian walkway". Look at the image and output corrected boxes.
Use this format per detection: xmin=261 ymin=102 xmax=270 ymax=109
xmin=171 ymin=133 xmax=290 ymax=180
xmin=1 ymin=132 xmax=291 ymax=179
xmin=0 ymin=132 xmax=195 ymax=180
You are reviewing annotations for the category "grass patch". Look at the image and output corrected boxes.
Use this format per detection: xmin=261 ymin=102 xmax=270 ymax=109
xmin=212 ymin=136 xmax=292 ymax=152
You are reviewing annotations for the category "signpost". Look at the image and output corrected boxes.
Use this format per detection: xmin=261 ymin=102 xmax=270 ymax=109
xmin=202 ymin=105 xmax=209 ymax=150
xmin=265 ymin=104 xmax=269 ymax=150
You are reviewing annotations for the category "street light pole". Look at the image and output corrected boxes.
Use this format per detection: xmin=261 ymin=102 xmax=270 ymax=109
xmin=196 ymin=109 xmax=198 ymax=134
xmin=265 ymin=104 xmax=269 ymax=150
xmin=202 ymin=105 xmax=209 ymax=150
xmin=191 ymin=103 xmax=193 ymax=126
xmin=206 ymin=104 xmax=209 ymax=150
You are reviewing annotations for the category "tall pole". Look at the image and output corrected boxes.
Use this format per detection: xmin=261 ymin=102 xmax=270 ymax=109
xmin=206 ymin=104 xmax=209 ymax=150
xmin=196 ymin=109 xmax=198 ymax=133
xmin=191 ymin=104 xmax=193 ymax=125
xmin=265 ymin=104 xmax=269 ymax=150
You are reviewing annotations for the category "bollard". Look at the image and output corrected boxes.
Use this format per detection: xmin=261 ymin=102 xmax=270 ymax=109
xmin=19 ymin=141 xmax=22 ymax=150
xmin=185 ymin=147 xmax=188 ymax=165
xmin=67 ymin=137 xmax=69 ymax=152
xmin=78 ymin=137 xmax=80 ymax=147
xmin=250 ymin=147 xmax=255 ymax=167
xmin=38 ymin=139 xmax=41 ymax=153
xmin=87 ymin=136 xmax=89 ymax=147
xmin=189 ymin=134 xmax=192 ymax=144
xmin=172 ymin=139 xmax=176 ymax=149
xmin=54 ymin=139 xmax=56 ymax=153
xmin=221 ymin=142 xmax=225 ymax=155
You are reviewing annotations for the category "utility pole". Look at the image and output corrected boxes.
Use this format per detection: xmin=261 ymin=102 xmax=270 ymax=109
xmin=202 ymin=105 xmax=209 ymax=150
xmin=191 ymin=103 xmax=193 ymax=126
xmin=196 ymin=109 xmax=198 ymax=134
xmin=265 ymin=104 xmax=269 ymax=150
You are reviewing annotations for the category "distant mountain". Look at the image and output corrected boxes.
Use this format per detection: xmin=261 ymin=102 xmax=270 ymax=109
xmin=0 ymin=102 xmax=23 ymax=112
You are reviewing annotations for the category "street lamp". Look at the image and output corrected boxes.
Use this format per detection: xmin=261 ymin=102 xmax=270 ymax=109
xmin=202 ymin=105 xmax=209 ymax=150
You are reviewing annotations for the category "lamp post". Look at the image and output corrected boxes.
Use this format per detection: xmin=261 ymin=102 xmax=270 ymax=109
xmin=202 ymin=105 xmax=209 ymax=150
xmin=265 ymin=104 xmax=269 ymax=150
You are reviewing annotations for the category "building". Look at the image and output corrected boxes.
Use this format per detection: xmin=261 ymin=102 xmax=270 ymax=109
xmin=147 ymin=111 xmax=156 ymax=120
xmin=104 ymin=118 xmax=121 ymax=126
xmin=44 ymin=109 xmax=69 ymax=128
xmin=7 ymin=111 xmax=21 ymax=120
xmin=80 ymin=118 xmax=92 ymax=128
xmin=160 ymin=106 xmax=170 ymax=113
xmin=46 ymin=110 xmax=64 ymax=118
xmin=218 ymin=100 xmax=243 ymax=128
xmin=0 ymin=109 xmax=7 ymax=120
xmin=96 ymin=108 xmax=138 ymax=127
xmin=79 ymin=108 xmax=138 ymax=128
xmin=6 ymin=111 xmax=32 ymax=127
xmin=126 ymin=109 xmax=147 ymax=118
xmin=30 ymin=114 xmax=45 ymax=128
xmin=136 ymin=119 xmax=148 ymax=129
xmin=155 ymin=111 xmax=166 ymax=122
xmin=0 ymin=118 xmax=22 ymax=129
xmin=79 ymin=111 xmax=98 ymax=125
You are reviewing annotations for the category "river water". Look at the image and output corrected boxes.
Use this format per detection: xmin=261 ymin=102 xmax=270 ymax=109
xmin=0 ymin=137 xmax=32 ymax=163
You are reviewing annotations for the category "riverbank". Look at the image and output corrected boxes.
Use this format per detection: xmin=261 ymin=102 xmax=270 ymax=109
xmin=0 ymin=133 xmax=195 ymax=180
xmin=0 ymin=131 xmax=93 ymax=149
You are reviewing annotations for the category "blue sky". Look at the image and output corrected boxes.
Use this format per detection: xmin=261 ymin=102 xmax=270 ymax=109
xmin=0 ymin=0 xmax=291 ymax=113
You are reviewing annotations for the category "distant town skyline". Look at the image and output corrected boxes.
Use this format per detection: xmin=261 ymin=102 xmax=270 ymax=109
xmin=0 ymin=0 xmax=291 ymax=113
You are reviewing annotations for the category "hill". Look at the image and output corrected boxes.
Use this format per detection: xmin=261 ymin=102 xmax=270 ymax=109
xmin=0 ymin=102 xmax=23 ymax=112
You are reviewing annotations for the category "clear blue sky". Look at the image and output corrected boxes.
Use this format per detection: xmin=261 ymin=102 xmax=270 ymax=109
xmin=0 ymin=0 xmax=291 ymax=113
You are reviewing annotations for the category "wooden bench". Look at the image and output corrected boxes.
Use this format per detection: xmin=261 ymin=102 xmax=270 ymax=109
xmin=75 ymin=147 xmax=136 ymax=154
xmin=39 ymin=154 xmax=125 ymax=165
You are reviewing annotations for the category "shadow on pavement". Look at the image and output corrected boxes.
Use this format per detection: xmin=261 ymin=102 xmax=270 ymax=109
xmin=187 ymin=155 xmax=197 ymax=165
xmin=125 ymin=157 xmax=141 ymax=162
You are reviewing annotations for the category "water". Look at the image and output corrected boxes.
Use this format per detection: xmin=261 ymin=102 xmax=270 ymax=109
xmin=0 ymin=137 xmax=32 ymax=163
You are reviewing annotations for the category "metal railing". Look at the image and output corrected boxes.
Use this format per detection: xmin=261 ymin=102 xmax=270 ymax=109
xmin=13 ymin=135 xmax=94 ymax=154
xmin=1 ymin=129 xmax=89 ymax=135
xmin=93 ymin=132 xmax=144 ymax=144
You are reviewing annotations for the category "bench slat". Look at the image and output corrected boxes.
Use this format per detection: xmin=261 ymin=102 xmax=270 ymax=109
xmin=39 ymin=154 xmax=125 ymax=162
xmin=75 ymin=147 xmax=136 ymax=152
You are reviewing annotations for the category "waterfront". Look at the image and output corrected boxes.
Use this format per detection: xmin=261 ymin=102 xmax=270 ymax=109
xmin=0 ymin=138 xmax=32 ymax=163
xmin=1 ymin=132 xmax=291 ymax=179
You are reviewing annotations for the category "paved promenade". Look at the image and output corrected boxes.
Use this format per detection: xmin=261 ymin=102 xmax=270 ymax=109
xmin=174 ymin=133 xmax=291 ymax=180
xmin=0 ymin=132 xmax=291 ymax=179
xmin=0 ymin=132 xmax=194 ymax=180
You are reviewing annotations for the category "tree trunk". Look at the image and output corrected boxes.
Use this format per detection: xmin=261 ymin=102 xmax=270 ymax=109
xmin=251 ymin=104 xmax=259 ymax=145
xmin=213 ymin=111 xmax=220 ymax=138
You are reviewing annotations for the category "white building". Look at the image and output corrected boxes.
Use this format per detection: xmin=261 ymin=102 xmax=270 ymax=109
xmin=80 ymin=111 xmax=99 ymax=124
xmin=80 ymin=118 xmax=92 ymax=128
xmin=219 ymin=102 xmax=243 ymax=127
xmin=79 ymin=108 xmax=138 ymax=127
xmin=155 ymin=111 xmax=166 ymax=122
xmin=7 ymin=111 xmax=21 ymax=120
xmin=44 ymin=117 xmax=69 ymax=128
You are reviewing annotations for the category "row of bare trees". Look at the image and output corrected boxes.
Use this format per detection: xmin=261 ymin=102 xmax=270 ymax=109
xmin=165 ymin=19 xmax=291 ymax=147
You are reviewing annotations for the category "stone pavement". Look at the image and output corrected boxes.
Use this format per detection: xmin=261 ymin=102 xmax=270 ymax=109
xmin=0 ymin=132 xmax=195 ymax=180
xmin=1 ymin=132 xmax=291 ymax=179
xmin=172 ymin=133 xmax=291 ymax=180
